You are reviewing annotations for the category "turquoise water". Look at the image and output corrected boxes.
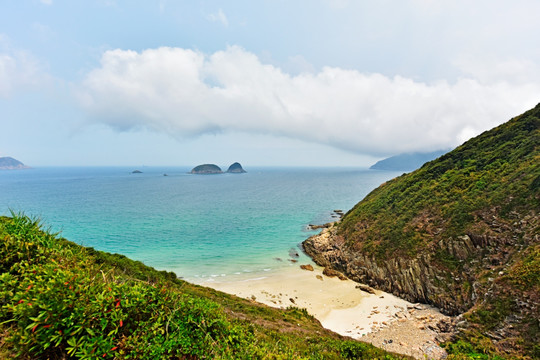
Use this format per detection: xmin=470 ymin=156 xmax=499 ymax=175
xmin=0 ymin=167 xmax=400 ymax=283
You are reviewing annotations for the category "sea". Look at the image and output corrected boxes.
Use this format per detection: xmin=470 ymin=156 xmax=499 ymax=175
xmin=0 ymin=167 xmax=400 ymax=284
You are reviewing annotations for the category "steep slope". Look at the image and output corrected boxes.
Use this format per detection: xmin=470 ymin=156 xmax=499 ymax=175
xmin=0 ymin=214 xmax=408 ymax=359
xmin=304 ymin=104 xmax=539 ymax=358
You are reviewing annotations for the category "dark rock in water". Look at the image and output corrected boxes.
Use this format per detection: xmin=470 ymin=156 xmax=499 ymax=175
xmin=191 ymin=164 xmax=223 ymax=174
xmin=300 ymin=264 xmax=314 ymax=271
xmin=307 ymin=222 xmax=335 ymax=230
xmin=163 ymin=173 xmax=168 ymax=176
xmin=273 ymin=257 xmax=283 ymax=262
xmin=288 ymin=248 xmax=299 ymax=258
xmin=226 ymin=162 xmax=247 ymax=173
xmin=0 ymin=156 xmax=30 ymax=170
xmin=132 ymin=170 xmax=143 ymax=174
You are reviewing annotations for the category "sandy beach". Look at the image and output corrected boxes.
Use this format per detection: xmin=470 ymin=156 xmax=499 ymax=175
xmin=201 ymin=263 xmax=453 ymax=359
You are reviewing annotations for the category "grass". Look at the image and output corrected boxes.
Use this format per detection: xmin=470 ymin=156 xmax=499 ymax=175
xmin=0 ymin=212 xmax=409 ymax=359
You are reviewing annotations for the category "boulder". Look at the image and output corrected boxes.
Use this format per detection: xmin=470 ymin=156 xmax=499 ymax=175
xmin=300 ymin=264 xmax=314 ymax=271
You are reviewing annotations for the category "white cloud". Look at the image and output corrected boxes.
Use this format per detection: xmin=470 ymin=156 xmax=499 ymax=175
xmin=40 ymin=0 xmax=53 ymax=5
xmin=206 ymin=9 xmax=229 ymax=27
xmin=0 ymin=46 xmax=47 ymax=97
xmin=78 ymin=46 xmax=540 ymax=156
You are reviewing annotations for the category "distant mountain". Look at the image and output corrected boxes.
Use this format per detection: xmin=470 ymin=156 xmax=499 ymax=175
xmin=190 ymin=164 xmax=223 ymax=174
xmin=226 ymin=162 xmax=246 ymax=173
xmin=0 ymin=157 xmax=30 ymax=170
xmin=370 ymin=150 xmax=448 ymax=171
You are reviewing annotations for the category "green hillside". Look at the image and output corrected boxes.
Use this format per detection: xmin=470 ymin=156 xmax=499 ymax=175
xmin=0 ymin=213 xmax=407 ymax=359
xmin=341 ymin=104 xmax=538 ymax=258
xmin=304 ymin=104 xmax=539 ymax=358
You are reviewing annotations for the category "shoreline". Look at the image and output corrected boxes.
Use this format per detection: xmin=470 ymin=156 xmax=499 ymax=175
xmin=199 ymin=263 xmax=453 ymax=359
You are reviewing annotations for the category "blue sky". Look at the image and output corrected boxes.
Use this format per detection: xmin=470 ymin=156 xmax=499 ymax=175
xmin=1 ymin=0 xmax=539 ymax=167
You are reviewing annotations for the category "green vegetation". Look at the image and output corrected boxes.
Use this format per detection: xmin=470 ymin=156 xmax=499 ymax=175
xmin=332 ymin=103 xmax=540 ymax=358
xmin=0 ymin=213 xmax=408 ymax=359
xmin=340 ymin=103 xmax=539 ymax=256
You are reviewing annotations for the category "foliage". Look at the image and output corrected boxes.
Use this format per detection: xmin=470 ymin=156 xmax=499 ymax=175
xmin=0 ymin=213 xmax=408 ymax=359
xmin=339 ymin=103 xmax=539 ymax=258
xmin=333 ymin=103 xmax=540 ymax=358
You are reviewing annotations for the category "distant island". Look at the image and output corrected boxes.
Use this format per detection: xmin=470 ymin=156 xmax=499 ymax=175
xmin=191 ymin=162 xmax=247 ymax=174
xmin=0 ymin=157 xmax=30 ymax=170
xmin=226 ymin=162 xmax=247 ymax=173
xmin=190 ymin=164 xmax=223 ymax=174
xmin=370 ymin=150 xmax=448 ymax=171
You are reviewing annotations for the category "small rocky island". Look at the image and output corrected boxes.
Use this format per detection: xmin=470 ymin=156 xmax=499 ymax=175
xmin=190 ymin=164 xmax=223 ymax=174
xmin=226 ymin=162 xmax=247 ymax=173
xmin=0 ymin=157 xmax=30 ymax=170
xmin=191 ymin=162 xmax=247 ymax=175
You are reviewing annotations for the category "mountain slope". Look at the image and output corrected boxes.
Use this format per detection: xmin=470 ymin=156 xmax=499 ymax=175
xmin=304 ymin=104 xmax=539 ymax=358
xmin=0 ymin=157 xmax=29 ymax=170
xmin=369 ymin=150 xmax=448 ymax=171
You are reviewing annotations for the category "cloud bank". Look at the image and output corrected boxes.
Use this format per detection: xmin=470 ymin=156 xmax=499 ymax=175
xmin=78 ymin=46 xmax=540 ymax=156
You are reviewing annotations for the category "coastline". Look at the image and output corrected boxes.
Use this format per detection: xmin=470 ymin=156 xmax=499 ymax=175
xmin=199 ymin=263 xmax=453 ymax=359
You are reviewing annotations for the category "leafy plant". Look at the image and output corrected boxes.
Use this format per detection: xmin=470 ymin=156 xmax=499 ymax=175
xmin=0 ymin=213 xmax=408 ymax=359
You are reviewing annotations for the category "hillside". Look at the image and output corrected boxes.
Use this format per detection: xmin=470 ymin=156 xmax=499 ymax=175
xmin=0 ymin=157 xmax=30 ymax=170
xmin=0 ymin=213 xmax=407 ymax=359
xmin=370 ymin=150 xmax=448 ymax=171
xmin=304 ymin=104 xmax=539 ymax=358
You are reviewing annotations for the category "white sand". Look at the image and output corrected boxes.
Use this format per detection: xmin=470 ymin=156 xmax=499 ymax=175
xmin=199 ymin=264 xmax=414 ymax=339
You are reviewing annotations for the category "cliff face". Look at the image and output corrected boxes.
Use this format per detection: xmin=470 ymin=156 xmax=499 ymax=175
xmin=303 ymin=104 xmax=540 ymax=357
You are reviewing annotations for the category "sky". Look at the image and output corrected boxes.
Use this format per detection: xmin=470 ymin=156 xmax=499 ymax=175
xmin=1 ymin=0 xmax=540 ymax=167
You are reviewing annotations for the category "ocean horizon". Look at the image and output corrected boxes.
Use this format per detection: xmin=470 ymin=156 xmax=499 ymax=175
xmin=0 ymin=166 xmax=401 ymax=283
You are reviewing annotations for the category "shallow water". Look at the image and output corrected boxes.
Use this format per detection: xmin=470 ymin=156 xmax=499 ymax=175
xmin=0 ymin=166 xmax=400 ymax=282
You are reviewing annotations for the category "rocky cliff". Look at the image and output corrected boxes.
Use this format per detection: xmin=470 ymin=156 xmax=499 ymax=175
xmin=304 ymin=103 xmax=540 ymax=357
